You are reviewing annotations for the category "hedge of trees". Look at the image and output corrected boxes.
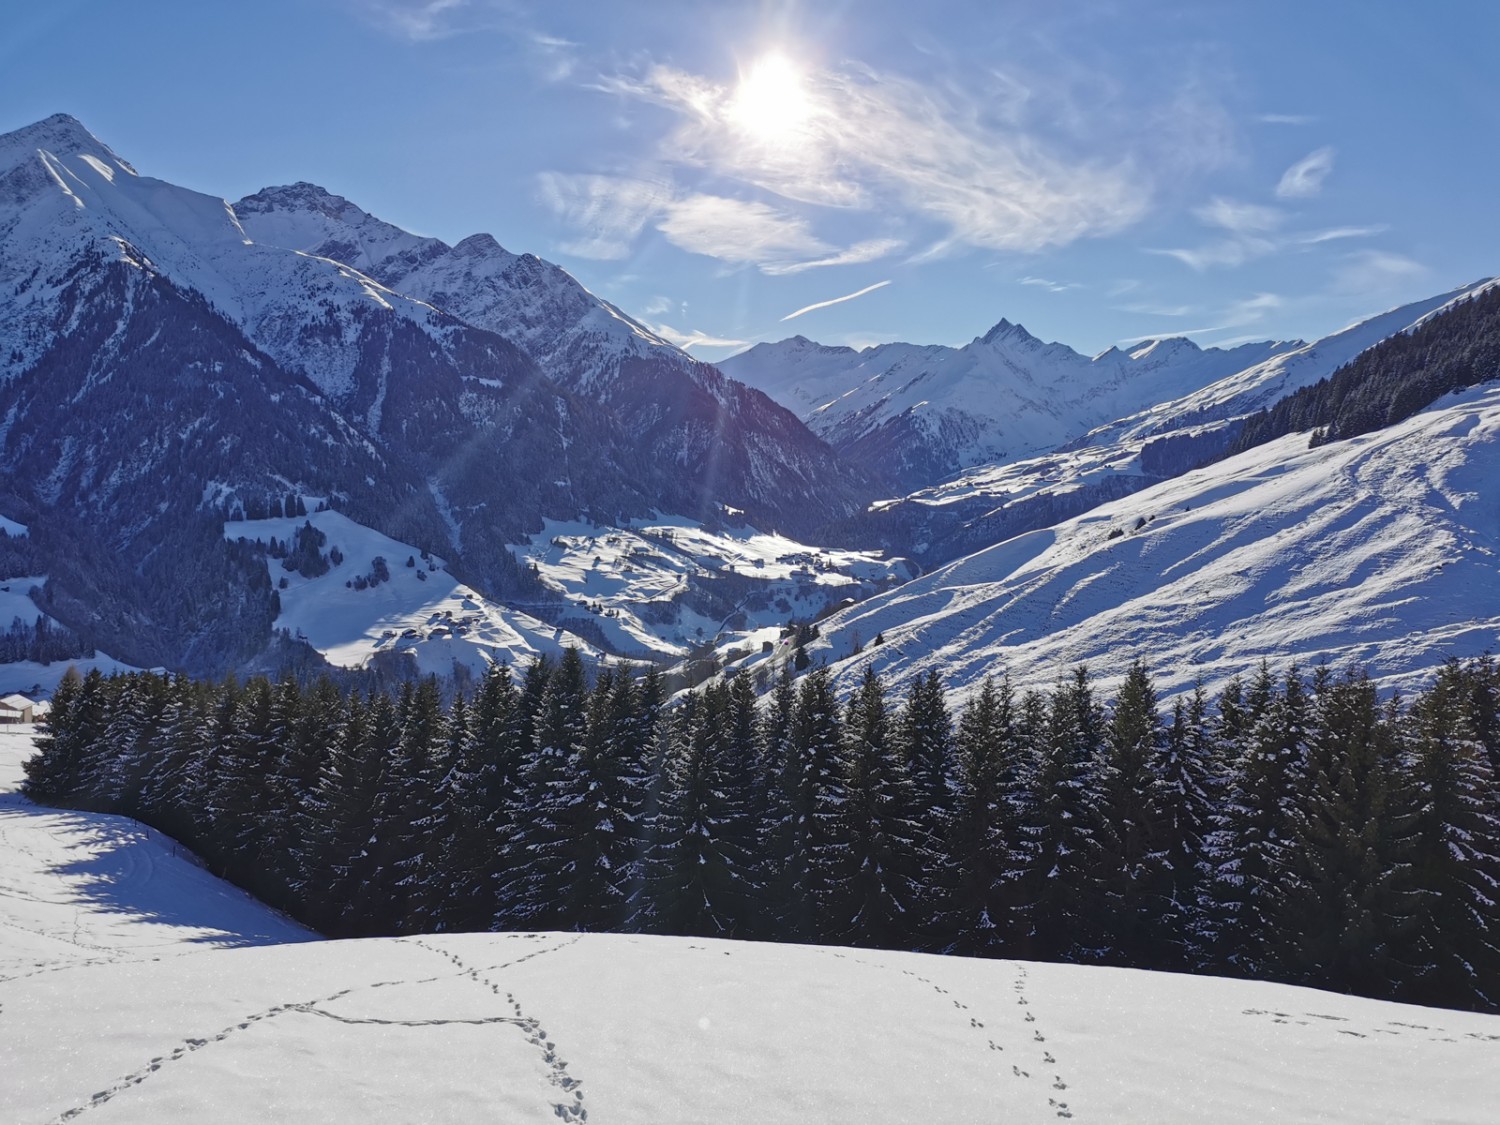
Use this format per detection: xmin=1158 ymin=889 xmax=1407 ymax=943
xmin=21 ymin=652 xmax=1500 ymax=1012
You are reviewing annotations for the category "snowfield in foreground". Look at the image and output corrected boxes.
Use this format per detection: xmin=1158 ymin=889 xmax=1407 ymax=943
xmin=2 ymin=727 xmax=1497 ymax=1123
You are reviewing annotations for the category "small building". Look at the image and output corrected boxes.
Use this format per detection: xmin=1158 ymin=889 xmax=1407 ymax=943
xmin=0 ymin=694 xmax=36 ymax=722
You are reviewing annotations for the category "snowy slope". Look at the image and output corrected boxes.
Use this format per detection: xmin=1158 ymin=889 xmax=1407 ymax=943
xmin=3 ymin=728 xmax=1498 ymax=1124
xmin=0 ymin=575 xmax=136 ymax=695
xmin=721 ymin=323 xmax=1298 ymax=488
xmin=225 ymin=511 xmax=604 ymax=675
xmin=1078 ymin=278 xmax=1500 ymax=449
xmin=805 ymin=382 xmax=1500 ymax=706
xmin=235 ymin=182 xmax=684 ymax=394
xmin=235 ymin=181 xmax=875 ymax=535
xmin=511 ymin=516 xmax=911 ymax=664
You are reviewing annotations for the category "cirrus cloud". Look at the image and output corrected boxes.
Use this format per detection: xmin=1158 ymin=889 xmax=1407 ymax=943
xmin=602 ymin=60 xmax=1153 ymax=254
xmin=1276 ymin=146 xmax=1335 ymax=199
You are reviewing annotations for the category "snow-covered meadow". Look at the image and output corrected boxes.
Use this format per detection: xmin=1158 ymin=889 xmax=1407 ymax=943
xmin=2 ymin=725 xmax=1497 ymax=1123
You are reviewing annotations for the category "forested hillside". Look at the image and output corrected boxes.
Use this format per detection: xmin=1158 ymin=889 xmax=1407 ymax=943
xmin=24 ymin=655 xmax=1500 ymax=1013
xmin=1227 ymin=284 xmax=1500 ymax=457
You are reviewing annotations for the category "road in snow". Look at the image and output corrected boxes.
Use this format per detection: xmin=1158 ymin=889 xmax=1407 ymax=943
xmin=2 ymin=726 xmax=1498 ymax=1121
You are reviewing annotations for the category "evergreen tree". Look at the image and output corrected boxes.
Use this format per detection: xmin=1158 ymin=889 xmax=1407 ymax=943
xmin=1205 ymin=665 xmax=1308 ymax=976
xmin=646 ymin=684 xmax=759 ymax=936
xmin=1272 ymin=669 xmax=1415 ymax=995
xmin=1092 ymin=661 xmax=1174 ymax=965
xmin=498 ymin=649 xmax=589 ymax=931
xmin=1157 ymin=683 xmax=1221 ymax=965
xmin=1010 ymin=668 xmax=1107 ymax=961
xmin=938 ymin=676 xmax=1021 ymax=955
xmin=826 ymin=667 xmax=922 ymax=949
xmin=1401 ymin=660 xmax=1500 ymax=1009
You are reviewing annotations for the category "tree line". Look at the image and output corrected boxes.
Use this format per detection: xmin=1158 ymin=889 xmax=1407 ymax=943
xmin=21 ymin=652 xmax=1500 ymax=1013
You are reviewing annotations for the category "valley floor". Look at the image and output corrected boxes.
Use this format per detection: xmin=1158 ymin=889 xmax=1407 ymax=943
xmin=1 ymin=725 xmax=1496 ymax=1123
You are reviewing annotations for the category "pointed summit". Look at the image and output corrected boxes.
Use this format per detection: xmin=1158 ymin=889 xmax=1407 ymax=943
xmin=0 ymin=113 xmax=134 ymax=175
xmin=979 ymin=317 xmax=1041 ymax=347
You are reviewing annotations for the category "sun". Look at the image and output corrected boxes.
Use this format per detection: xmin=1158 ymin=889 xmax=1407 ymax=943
xmin=728 ymin=52 xmax=815 ymax=145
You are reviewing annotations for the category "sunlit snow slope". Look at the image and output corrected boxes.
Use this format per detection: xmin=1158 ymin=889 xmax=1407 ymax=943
xmin=3 ymin=728 xmax=1499 ymax=1123
xmin=808 ymin=382 xmax=1500 ymax=705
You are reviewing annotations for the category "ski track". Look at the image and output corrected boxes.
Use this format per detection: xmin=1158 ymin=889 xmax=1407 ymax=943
xmin=815 ymin=949 xmax=1075 ymax=1119
xmin=411 ymin=935 xmax=588 ymax=1122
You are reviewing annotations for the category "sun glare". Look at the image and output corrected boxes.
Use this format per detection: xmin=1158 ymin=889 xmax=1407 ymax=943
xmin=728 ymin=52 xmax=814 ymax=144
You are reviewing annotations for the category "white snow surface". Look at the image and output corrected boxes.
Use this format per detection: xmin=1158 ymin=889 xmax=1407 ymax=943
xmin=225 ymin=510 xmax=603 ymax=674
xmin=809 ymin=382 xmax=1500 ymax=705
xmin=0 ymin=515 xmax=28 ymax=537
xmin=2 ymin=727 xmax=1498 ymax=1124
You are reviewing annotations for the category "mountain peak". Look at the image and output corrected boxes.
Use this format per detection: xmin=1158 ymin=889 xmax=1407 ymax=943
xmin=453 ymin=232 xmax=505 ymax=256
xmin=1128 ymin=337 xmax=1202 ymax=362
xmin=237 ymin=182 xmax=358 ymax=219
xmin=978 ymin=318 xmax=1040 ymax=347
xmin=0 ymin=113 xmax=133 ymax=174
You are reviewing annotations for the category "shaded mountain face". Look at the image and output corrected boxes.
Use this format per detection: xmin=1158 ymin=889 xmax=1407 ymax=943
xmin=235 ymin=182 xmax=872 ymax=532
xmin=721 ymin=322 xmax=1301 ymax=491
xmin=0 ymin=115 xmax=872 ymax=672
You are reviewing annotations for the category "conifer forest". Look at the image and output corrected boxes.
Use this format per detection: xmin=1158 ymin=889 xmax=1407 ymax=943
xmin=22 ymin=653 xmax=1500 ymax=1015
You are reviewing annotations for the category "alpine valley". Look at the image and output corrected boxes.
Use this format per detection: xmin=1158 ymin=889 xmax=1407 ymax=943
xmin=1 ymin=112 xmax=1499 ymax=709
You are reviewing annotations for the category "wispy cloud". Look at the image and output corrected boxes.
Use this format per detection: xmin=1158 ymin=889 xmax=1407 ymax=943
xmin=1018 ymin=276 xmax=1081 ymax=293
xmin=767 ymin=239 xmax=906 ymax=276
xmin=1257 ymin=113 xmax=1317 ymax=126
xmin=602 ymin=60 xmax=1154 ymax=254
xmin=1156 ymin=190 xmax=1383 ymax=271
xmin=1151 ymin=238 xmax=1277 ymax=271
xmin=1276 ymin=147 xmax=1335 ymax=199
xmin=1115 ymin=301 xmax=1195 ymax=317
xmin=781 ymin=280 xmax=892 ymax=322
xmin=359 ymin=1 xmax=574 ymax=78
xmin=537 ymin=173 xmax=672 ymax=260
xmin=1297 ymin=224 xmax=1389 ymax=245
xmin=1117 ymin=292 xmax=1281 ymax=343
xmin=363 ymin=0 xmax=469 ymax=40
xmin=1195 ymin=197 xmax=1284 ymax=234
xmin=645 ymin=322 xmax=748 ymax=350
xmin=1332 ymin=250 xmax=1427 ymax=293
xmin=656 ymin=194 xmax=830 ymax=270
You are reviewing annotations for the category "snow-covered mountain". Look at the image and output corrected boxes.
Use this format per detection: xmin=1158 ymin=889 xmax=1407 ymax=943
xmin=805 ymin=381 xmax=1500 ymax=706
xmin=824 ymin=280 xmax=1500 ymax=568
xmin=4 ymin=725 xmax=1497 ymax=1125
xmin=0 ymin=114 xmax=873 ymax=673
xmin=721 ymin=322 xmax=1299 ymax=490
xmin=235 ymin=181 xmax=872 ymax=533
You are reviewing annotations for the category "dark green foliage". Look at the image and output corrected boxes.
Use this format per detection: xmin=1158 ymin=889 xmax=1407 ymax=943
xmin=21 ymin=651 xmax=1500 ymax=1013
xmin=1225 ymin=284 xmax=1500 ymax=459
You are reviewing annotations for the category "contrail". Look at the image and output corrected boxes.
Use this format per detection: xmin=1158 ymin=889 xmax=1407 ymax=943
xmin=781 ymin=280 xmax=891 ymax=321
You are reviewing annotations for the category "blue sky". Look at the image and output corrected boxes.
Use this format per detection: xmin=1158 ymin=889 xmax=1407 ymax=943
xmin=5 ymin=1 xmax=1498 ymax=360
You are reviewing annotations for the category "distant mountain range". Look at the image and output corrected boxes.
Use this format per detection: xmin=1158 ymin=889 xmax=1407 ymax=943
xmin=1 ymin=111 xmax=1496 ymax=694
xmin=721 ymin=322 xmax=1299 ymax=490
